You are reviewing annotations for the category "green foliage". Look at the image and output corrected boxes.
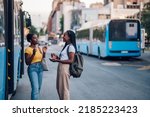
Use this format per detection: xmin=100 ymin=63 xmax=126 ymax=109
xmin=76 ymin=29 xmax=89 ymax=39
xmin=45 ymin=29 xmax=48 ymax=34
xmin=59 ymin=15 xmax=64 ymax=34
xmin=93 ymin=27 xmax=105 ymax=42
xmin=141 ymin=2 xmax=150 ymax=41
xmin=39 ymin=28 xmax=45 ymax=35
xmin=29 ymin=25 xmax=39 ymax=36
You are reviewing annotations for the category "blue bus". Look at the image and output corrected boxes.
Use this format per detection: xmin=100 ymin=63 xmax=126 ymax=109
xmin=0 ymin=0 xmax=25 ymax=99
xmin=76 ymin=19 xmax=141 ymax=58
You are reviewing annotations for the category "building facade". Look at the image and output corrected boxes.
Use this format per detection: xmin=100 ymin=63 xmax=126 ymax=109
xmin=104 ymin=0 xmax=148 ymax=8
xmin=102 ymin=0 xmax=147 ymax=19
xmin=47 ymin=0 xmax=149 ymax=36
xmin=48 ymin=0 xmax=85 ymax=35
xmin=90 ymin=2 xmax=103 ymax=9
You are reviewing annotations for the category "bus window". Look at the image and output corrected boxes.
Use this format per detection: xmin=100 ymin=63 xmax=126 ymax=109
xmin=126 ymin=22 xmax=138 ymax=39
xmin=0 ymin=1 xmax=5 ymax=47
xmin=93 ymin=28 xmax=99 ymax=41
xmin=93 ymin=27 xmax=105 ymax=42
xmin=101 ymin=27 xmax=105 ymax=42
xmin=77 ymin=29 xmax=89 ymax=40
xmin=109 ymin=21 xmax=126 ymax=41
xmin=109 ymin=20 xmax=140 ymax=41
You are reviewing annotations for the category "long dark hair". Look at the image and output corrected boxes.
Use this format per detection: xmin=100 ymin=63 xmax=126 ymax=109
xmin=64 ymin=30 xmax=77 ymax=52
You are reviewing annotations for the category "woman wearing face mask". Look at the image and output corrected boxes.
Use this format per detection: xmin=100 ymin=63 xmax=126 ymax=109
xmin=25 ymin=33 xmax=47 ymax=100
xmin=50 ymin=30 xmax=77 ymax=100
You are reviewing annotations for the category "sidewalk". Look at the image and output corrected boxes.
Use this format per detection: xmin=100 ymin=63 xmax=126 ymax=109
xmin=11 ymin=57 xmax=59 ymax=100
xmin=140 ymin=49 xmax=150 ymax=62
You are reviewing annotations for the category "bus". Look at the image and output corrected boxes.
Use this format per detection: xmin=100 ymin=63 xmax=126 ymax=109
xmin=76 ymin=19 xmax=141 ymax=58
xmin=0 ymin=0 xmax=25 ymax=99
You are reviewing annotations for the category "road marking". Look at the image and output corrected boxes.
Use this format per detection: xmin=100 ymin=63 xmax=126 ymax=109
xmin=123 ymin=64 xmax=143 ymax=67
xmin=138 ymin=65 xmax=150 ymax=70
xmin=101 ymin=62 xmax=121 ymax=66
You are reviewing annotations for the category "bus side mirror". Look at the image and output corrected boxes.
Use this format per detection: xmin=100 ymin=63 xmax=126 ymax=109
xmin=24 ymin=11 xmax=32 ymax=28
xmin=25 ymin=17 xmax=31 ymax=28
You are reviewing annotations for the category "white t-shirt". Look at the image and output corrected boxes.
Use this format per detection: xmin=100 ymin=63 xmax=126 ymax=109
xmin=60 ymin=44 xmax=75 ymax=60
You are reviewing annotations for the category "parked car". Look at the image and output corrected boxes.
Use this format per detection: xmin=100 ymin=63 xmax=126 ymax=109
xmin=51 ymin=39 xmax=58 ymax=44
xmin=38 ymin=41 xmax=47 ymax=46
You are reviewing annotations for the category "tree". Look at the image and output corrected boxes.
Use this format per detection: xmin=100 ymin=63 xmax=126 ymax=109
xmin=29 ymin=25 xmax=39 ymax=36
xmin=59 ymin=15 xmax=64 ymax=35
xmin=39 ymin=28 xmax=45 ymax=35
xmin=141 ymin=2 xmax=150 ymax=45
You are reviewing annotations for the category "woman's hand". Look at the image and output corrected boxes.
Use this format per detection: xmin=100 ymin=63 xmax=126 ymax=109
xmin=42 ymin=46 xmax=48 ymax=58
xmin=49 ymin=53 xmax=59 ymax=62
xmin=32 ymin=48 xmax=37 ymax=55
xmin=42 ymin=46 xmax=47 ymax=53
xmin=49 ymin=58 xmax=57 ymax=62
xmin=51 ymin=53 xmax=58 ymax=59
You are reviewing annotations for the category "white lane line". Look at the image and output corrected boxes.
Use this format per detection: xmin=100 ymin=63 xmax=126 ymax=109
xmin=101 ymin=62 xmax=121 ymax=66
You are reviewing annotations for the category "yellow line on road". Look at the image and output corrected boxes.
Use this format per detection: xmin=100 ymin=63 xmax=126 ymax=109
xmin=138 ymin=66 xmax=150 ymax=70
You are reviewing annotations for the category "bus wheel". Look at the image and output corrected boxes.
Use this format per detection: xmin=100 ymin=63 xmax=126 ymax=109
xmin=87 ymin=47 xmax=89 ymax=56
xmin=98 ymin=47 xmax=101 ymax=59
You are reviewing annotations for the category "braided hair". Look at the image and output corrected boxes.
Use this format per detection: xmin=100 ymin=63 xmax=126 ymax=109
xmin=65 ymin=30 xmax=77 ymax=52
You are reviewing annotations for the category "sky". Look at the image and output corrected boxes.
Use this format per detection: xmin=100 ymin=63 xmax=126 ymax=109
xmin=22 ymin=0 xmax=104 ymax=28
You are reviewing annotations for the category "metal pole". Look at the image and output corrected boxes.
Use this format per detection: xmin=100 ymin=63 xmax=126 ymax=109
xmin=4 ymin=0 xmax=8 ymax=100
xmin=20 ymin=10 xmax=24 ymax=76
xmin=7 ymin=0 xmax=14 ymax=95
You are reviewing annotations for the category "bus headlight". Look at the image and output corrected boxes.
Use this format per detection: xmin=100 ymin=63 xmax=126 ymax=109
xmin=137 ymin=42 xmax=140 ymax=48
xmin=109 ymin=41 xmax=112 ymax=49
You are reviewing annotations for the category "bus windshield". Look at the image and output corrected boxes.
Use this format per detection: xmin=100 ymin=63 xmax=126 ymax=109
xmin=109 ymin=20 xmax=140 ymax=41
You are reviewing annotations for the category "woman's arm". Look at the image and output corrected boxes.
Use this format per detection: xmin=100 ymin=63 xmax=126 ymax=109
xmin=50 ymin=52 xmax=75 ymax=64
xmin=42 ymin=46 xmax=47 ymax=58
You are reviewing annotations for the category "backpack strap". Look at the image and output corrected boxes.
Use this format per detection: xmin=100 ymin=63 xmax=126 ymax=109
xmin=59 ymin=44 xmax=68 ymax=58
xmin=67 ymin=45 xmax=70 ymax=58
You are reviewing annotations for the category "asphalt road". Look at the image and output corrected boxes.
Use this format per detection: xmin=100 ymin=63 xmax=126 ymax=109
xmin=11 ymin=45 xmax=150 ymax=100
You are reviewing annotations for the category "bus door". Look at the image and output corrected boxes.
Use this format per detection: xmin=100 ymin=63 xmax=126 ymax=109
xmin=141 ymin=28 xmax=145 ymax=51
xmin=89 ymin=28 xmax=93 ymax=55
xmin=0 ymin=0 xmax=6 ymax=99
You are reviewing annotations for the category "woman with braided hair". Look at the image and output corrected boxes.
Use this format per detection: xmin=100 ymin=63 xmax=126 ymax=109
xmin=50 ymin=30 xmax=77 ymax=100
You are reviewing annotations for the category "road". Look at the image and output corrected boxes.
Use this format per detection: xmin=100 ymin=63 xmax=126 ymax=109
xmin=11 ymin=45 xmax=150 ymax=100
